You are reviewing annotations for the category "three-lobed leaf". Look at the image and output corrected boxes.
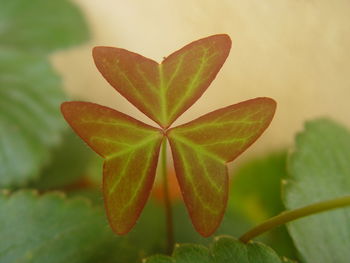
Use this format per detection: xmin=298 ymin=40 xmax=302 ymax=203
xmin=62 ymin=34 xmax=277 ymax=236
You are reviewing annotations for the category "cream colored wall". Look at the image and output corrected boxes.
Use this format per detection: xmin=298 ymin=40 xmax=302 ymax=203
xmin=52 ymin=0 xmax=350 ymax=160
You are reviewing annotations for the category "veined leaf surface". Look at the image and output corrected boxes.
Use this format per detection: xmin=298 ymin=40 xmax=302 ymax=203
xmin=284 ymin=119 xmax=350 ymax=263
xmin=63 ymin=34 xmax=277 ymax=236
xmin=61 ymin=102 xmax=163 ymax=234
xmin=167 ymin=98 xmax=276 ymax=236
xmin=145 ymin=236 xmax=283 ymax=263
xmin=0 ymin=0 xmax=89 ymax=187
xmin=92 ymin=34 xmax=231 ymax=128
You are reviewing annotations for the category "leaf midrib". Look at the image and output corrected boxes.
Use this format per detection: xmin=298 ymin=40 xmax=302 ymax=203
xmin=170 ymin=133 xmax=223 ymax=162
xmin=106 ymin=134 xmax=160 ymax=160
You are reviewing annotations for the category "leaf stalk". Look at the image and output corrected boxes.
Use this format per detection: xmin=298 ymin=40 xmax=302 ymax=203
xmin=161 ymin=138 xmax=174 ymax=254
xmin=239 ymin=195 xmax=350 ymax=243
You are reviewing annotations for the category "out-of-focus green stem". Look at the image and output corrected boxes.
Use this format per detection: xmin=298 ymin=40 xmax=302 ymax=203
xmin=161 ymin=139 xmax=174 ymax=254
xmin=239 ymin=195 xmax=350 ymax=243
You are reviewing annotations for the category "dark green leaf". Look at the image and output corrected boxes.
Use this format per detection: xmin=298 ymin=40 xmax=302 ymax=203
xmin=0 ymin=50 xmax=65 ymax=187
xmin=145 ymin=236 xmax=283 ymax=263
xmin=0 ymin=190 xmax=165 ymax=263
xmin=230 ymin=152 xmax=297 ymax=259
xmin=281 ymin=258 xmax=298 ymax=263
xmin=0 ymin=0 xmax=89 ymax=187
xmin=0 ymin=190 xmax=117 ymax=263
xmin=284 ymin=119 xmax=350 ymax=263
xmin=30 ymin=130 xmax=95 ymax=189
xmin=0 ymin=0 xmax=89 ymax=53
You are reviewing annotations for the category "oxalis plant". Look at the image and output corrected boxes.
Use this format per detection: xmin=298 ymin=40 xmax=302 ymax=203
xmin=61 ymin=34 xmax=275 ymax=240
xmin=60 ymin=34 xmax=350 ymax=261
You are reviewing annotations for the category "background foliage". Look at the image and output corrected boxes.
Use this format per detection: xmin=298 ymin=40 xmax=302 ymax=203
xmin=0 ymin=1 xmax=349 ymax=263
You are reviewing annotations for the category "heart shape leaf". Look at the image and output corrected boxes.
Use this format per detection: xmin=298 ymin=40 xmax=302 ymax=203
xmin=61 ymin=102 xmax=163 ymax=234
xmin=168 ymin=98 xmax=276 ymax=236
xmin=92 ymin=34 xmax=231 ymax=128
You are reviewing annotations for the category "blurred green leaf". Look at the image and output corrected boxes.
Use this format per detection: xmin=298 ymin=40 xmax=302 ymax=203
xmin=0 ymin=190 xmax=165 ymax=263
xmin=230 ymin=152 xmax=287 ymax=217
xmin=67 ymin=187 xmax=167 ymax=262
xmin=145 ymin=236 xmax=283 ymax=263
xmin=281 ymin=258 xmax=298 ymax=263
xmin=0 ymin=0 xmax=89 ymax=53
xmin=170 ymin=201 xmax=249 ymax=247
xmin=0 ymin=0 xmax=89 ymax=187
xmin=284 ymin=119 xmax=350 ymax=263
xmin=30 ymin=130 xmax=95 ymax=189
xmin=125 ymin=199 xmax=166 ymax=260
xmin=0 ymin=50 xmax=65 ymax=186
xmin=0 ymin=190 xmax=118 ymax=263
xmin=229 ymin=152 xmax=297 ymax=259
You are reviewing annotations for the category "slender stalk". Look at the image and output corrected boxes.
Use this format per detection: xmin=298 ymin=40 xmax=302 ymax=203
xmin=239 ymin=195 xmax=350 ymax=243
xmin=161 ymin=138 xmax=174 ymax=254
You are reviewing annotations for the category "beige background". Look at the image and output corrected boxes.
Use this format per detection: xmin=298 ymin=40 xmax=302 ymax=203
xmin=52 ymin=0 xmax=350 ymax=161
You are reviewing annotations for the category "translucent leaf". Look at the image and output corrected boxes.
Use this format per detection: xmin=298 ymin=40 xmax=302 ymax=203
xmin=61 ymin=102 xmax=163 ymax=234
xmin=168 ymin=98 xmax=276 ymax=236
xmin=93 ymin=34 xmax=231 ymax=128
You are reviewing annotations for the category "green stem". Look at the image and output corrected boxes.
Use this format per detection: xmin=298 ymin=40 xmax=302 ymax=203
xmin=239 ymin=195 xmax=350 ymax=243
xmin=161 ymin=139 xmax=174 ymax=254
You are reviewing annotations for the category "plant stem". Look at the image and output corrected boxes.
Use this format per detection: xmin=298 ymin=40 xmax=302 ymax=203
xmin=161 ymin=138 xmax=174 ymax=254
xmin=239 ymin=195 xmax=350 ymax=243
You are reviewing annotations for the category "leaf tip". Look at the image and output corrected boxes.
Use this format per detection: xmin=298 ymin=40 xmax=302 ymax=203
xmin=196 ymin=225 xmax=219 ymax=238
xmin=213 ymin=33 xmax=232 ymax=48
xmin=92 ymin=45 xmax=105 ymax=56
xmin=251 ymin=97 xmax=277 ymax=125
xmin=101 ymin=187 xmax=137 ymax=236
xmin=193 ymin=213 xmax=226 ymax=237
xmin=60 ymin=101 xmax=74 ymax=117
xmin=92 ymin=46 xmax=107 ymax=62
xmin=256 ymin=96 xmax=277 ymax=110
